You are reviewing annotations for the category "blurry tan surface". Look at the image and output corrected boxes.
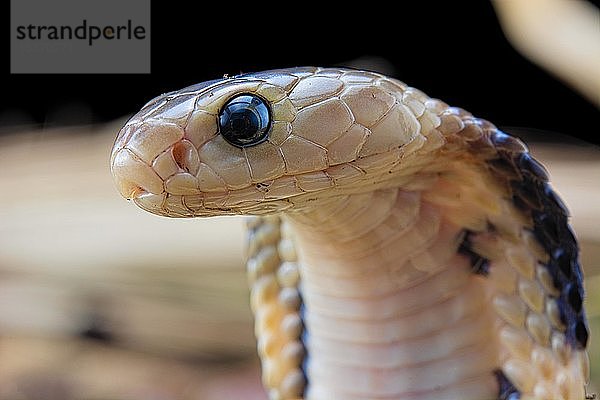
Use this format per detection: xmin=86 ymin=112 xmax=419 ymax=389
xmin=0 ymin=123 xmax=598 ymax=398
xmin=0 ymin=337 xmax=266 ymax=400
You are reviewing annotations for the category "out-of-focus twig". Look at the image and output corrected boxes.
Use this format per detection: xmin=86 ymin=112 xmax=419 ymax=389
xmin=493 ymin=0 xmax=600 ymax=107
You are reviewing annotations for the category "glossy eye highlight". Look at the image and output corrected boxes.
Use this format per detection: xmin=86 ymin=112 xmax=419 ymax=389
xmin=218 ymin=94 xmax=271 ymax=148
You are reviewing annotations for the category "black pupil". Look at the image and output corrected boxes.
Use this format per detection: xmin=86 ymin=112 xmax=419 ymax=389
xmin=218 ymin=94 xmax=271 ymax=147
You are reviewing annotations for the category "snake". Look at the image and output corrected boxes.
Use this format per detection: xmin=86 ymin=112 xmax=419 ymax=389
xmin=110 ymin=67 xmax=591 ymax=400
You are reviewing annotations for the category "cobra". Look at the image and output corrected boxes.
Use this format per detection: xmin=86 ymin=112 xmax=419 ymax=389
xmin=110 ymin=67 xmax=590 ymax=400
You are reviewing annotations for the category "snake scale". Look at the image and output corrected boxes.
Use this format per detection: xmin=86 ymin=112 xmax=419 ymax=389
xmin=110 ymin=67 xmax=591 ymax=400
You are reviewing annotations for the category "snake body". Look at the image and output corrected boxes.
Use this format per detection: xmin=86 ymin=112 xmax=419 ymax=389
xmin=110 ymin=67 xmax=590 ymax=400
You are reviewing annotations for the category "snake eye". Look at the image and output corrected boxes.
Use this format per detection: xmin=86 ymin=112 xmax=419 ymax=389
xmin=218 ymin=94 xmax=271 ymax=147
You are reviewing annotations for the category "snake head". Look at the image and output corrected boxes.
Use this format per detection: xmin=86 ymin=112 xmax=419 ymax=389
xmin=111 ymin=67 xmax=434 ymax=217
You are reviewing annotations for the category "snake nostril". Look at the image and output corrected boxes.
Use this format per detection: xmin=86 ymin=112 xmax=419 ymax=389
xmin=171 ymin=140 xmax=200 ymax=175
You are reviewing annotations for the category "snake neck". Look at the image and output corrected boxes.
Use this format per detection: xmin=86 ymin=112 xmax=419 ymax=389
xmin=283 ymin=186 xmax=501 ymax=400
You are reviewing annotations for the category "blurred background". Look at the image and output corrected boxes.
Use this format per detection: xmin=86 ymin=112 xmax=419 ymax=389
xmin=1 ymin=1 xmax=598 ymax=399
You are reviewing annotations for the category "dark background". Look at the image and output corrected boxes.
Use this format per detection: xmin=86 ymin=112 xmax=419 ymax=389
xmin=2 ymin=1 xmax=598 ymax=144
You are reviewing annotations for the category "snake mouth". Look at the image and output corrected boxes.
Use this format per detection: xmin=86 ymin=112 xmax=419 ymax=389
xmin=127 ymin=187 xmax=149 ymax=201
xmin=128 ymin=187 xmax=295 ymax=218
